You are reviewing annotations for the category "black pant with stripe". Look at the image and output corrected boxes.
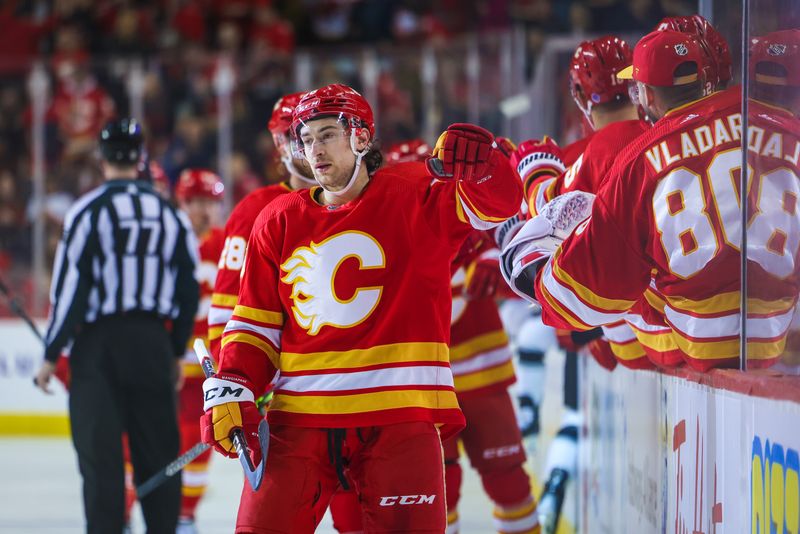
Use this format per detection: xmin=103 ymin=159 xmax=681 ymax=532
xmin=69 ymin=313 xmax=180 ymax=534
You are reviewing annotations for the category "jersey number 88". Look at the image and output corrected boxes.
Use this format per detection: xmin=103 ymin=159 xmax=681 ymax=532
xmin=653 ymin=148 xmax=800 ymax=280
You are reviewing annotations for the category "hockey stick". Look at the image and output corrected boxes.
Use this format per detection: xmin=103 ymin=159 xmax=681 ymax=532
xmin=136 ymin=442 xmax=210 ymax=499
xmin=194 ymin=338 xmax=268 ymax=491
xmin=0 ymin=277 xmax=236 ymax=498
xmin=0 ymin=276 xmax=44 ymax=342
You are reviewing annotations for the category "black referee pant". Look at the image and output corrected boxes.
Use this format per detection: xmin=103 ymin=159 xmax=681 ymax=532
xmin=69 ymin=313 xmax=180 ymax=534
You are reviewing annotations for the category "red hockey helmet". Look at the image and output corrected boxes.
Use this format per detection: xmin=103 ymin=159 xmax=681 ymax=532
xmin=385 ymin=139 xmax=432 ymax=165
xmin=750 ymin=29 xmax=800 ymax=87
xmin=175 ymin=169 xmax=225 ymax=202
xmin=290 ymin=84 xmax=375 ymax=142
xmin=267 ymin=92 xmax=306 ymax=136
xmin=656 ymin=15 xmax=732 ymax=91
xmin=568 ymin=36 xmax=634 ymax=121
xmin=693 ymin=16 xmax=732 ymax=88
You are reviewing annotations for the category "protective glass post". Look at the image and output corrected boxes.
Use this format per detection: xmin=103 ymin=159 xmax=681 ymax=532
xmin=744 ymin=0 xmax=800 ymax=372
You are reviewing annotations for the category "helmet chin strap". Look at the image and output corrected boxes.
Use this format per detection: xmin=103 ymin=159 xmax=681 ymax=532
xmin=579 ymin=103 xmax=597 ymax=131
xmin=281 ymin=155 xmax=317 ymax=185
xmin=317 ymin=129 xmax=369 ymax=197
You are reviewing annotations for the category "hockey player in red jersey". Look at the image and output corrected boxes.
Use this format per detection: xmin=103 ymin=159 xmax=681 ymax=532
xmin=389 ymin=140 xmax=540 ymax=534
xmin=504 ymin=35 xmax=650 ymax=533
xmin=747 ymin=30 xmax=800 ymax=367
xmin=174 ymin=168 xmax=226 ymax=532
xmin=501 ymin=29 xmax=790 ymax=371
xmin=516 ymin=36 xmax=650 ymax=373
xmin=202 ymin=84 xmax=522 ymax=533
xmin=208 ymin=92 xmax=315 ymax=359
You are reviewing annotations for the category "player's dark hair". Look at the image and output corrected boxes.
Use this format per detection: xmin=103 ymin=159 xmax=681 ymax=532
xmin=365 ymin=144 xmax=383 ymax=174
xmin=651 ymin=63 xmax=704 ymax=111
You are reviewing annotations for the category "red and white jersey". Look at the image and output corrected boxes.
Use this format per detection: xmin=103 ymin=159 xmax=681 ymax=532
xmin=535 ymin=87 xmax=800 ymax=371
xmin=528 ymin=120 xmax=653 ymax=368
xmin=184 ymin=227 xmax=225 ymax=376
xmin=449 ymin=242 xmax=515 ymax=398
xmin=209 ymin=182 xmax=293 ymax=359
xmin=528 ymin=120 xmax=648 ymax=216
xmin=217 ymin=160 xmax=522 ymax=437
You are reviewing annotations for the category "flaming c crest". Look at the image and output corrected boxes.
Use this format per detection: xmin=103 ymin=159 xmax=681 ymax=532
xmin=281 ymin=231 xmax=385 ymax=335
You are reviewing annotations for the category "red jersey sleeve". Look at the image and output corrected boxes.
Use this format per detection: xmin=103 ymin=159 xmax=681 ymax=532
xmin=216 ymin=207 xmax=285 ymax=394
xmin=534 ymin=156 xmax=652 ymax=331
xmin=209 ymin=184 xmax=291 ymax=358
xmin=416 ymin=150 xmax=523 ymax=239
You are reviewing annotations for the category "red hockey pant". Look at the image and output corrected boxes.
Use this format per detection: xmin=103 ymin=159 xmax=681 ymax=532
xmin=443 ymin=389 xmax=531 ymax=513
xmin=236 ymin=422 xmax=447 ymax=533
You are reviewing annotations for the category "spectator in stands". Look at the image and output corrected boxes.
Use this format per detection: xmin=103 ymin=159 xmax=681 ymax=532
xmin=250 ymin=2 xmax=295 ymax=56
xmin=48 ymin=50 xmax=116 ymax=160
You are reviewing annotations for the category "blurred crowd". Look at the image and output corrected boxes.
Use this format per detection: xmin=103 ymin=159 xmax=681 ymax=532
xmin=0 ymin=0 xmax=695 ymax=314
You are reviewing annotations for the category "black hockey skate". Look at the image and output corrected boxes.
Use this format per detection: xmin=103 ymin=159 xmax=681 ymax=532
xmin=538 ymin=468 xmax=569 ymax=534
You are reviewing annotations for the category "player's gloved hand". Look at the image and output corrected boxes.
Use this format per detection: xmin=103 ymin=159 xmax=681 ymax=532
xmin=500 ymin=191 xmax=595 ymax=302
xmin=509 ymin=137 xmax=566 ymax=187
xmin=465 ymin=249 xmax=503 ymax=300
xmin=427 ymin=123 xmax=496 ymax=183
xmin=201 ymin=374 xmax=262 ymax=460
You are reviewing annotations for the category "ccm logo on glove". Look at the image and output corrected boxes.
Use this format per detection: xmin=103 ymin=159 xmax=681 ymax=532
xmin=379 ymin=495 xmax=437 ymax=506
xmin=202 ymin=377 xmax=256 ymax=410
xmin=205 ymin=385 xmax=245 ymax=402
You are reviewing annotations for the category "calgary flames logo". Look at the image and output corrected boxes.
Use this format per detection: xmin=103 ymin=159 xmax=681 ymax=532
xmin=281 ymin=231 xmax=385 ymax=335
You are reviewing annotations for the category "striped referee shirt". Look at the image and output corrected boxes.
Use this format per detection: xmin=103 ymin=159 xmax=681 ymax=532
xmin=44 ymin=178 xmax=200 ymax=362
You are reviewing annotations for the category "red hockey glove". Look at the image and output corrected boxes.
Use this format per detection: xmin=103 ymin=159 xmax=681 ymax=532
xmin=465 ymin=250 xmax=503 ymax=300
xmin=509 ymin=137 xmax=566 ymax=189
xmin=427 ymin=123 xmax=495 ymax=183
xmin=201 ymin=374 xmax=263 ymax=462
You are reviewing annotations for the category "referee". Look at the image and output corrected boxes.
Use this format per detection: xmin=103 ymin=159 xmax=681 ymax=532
xmin=34 ymin=118 xmax=200 ymax=534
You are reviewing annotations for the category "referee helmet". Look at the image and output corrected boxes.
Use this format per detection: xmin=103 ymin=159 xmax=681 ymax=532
xmin=99 ymin=118 xmax=144 ymax=165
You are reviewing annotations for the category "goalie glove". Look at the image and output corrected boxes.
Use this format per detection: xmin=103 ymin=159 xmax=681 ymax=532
xmin=510 ymin=137 xmax=566 ymax=190
xmin=500 ymin=191 xmax=595 ymax=302
xmin=427 ymin=123 xmax=497 ymax=183
xmin=201 ymin=374 xmax=263 ymax=461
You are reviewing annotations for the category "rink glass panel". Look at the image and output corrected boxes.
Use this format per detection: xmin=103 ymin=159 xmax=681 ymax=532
xmin=743 ymin=0 xmax=800 ymax=371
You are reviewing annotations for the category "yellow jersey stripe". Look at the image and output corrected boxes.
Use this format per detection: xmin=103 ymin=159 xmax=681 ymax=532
xmin=280 ymin=342 xmax=449 ymax=373
xmin=539 ymin=282 xmax=592 ymax=331
xmin=608 ymin=340 xmax=647 ymax=361
xmin=454 ymin=188 xmax=468 ymax=224
xmin=456 ymin=182 xmax=508 ymax=222
xmin=454 ymin=360 xmax=515 ymax=392
xmin=211 ymin=293 xmax=238 ymax=307
xmin=232 ymin=305 xmax=284 ymax=326
xmin=551 ymin=248 xmax=636 ymax=312
xmin=208 ymin=325 xmax=225 ymax=341
xmin=449 ymin=330 xmax=508 ymax=361
xmin=270 ymin=388 xmax=460 ymax=415
xmin=222 ymin=332 xmax=279 ymax=367
xmin=665 ymin=292 xmax=796 ymax=316
xmin=632 ymin=328 xmax=679 ymax=352
xmin=494 ymin=499 xmax=537 ymax=520
xmin=671 ymin=331 xmax=786 ymax=360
